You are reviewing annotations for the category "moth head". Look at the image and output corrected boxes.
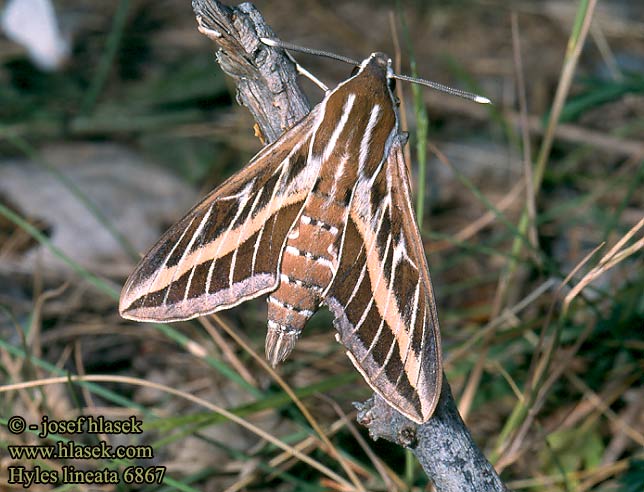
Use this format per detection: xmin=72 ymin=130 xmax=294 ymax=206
xmin=359 ymin=52 xmax=392 ymax=73
xmin=363 ymin=52 xmax=390 ymax=69
xmin=357 ymin=52 xmax=396 ymax=91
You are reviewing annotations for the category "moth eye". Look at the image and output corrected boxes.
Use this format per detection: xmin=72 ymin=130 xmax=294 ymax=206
xmin=351 ymin=66 xmax=360 ymax=77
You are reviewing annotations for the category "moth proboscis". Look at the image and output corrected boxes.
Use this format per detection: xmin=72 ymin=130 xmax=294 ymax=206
xmin=119 ymin=40 xmax=490 ymax=424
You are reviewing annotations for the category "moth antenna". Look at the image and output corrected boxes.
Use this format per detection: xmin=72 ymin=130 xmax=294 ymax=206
xmin=260 ymin=37 xmax=360 ymax=66
xmin=261 ymin=37 xmax=491 ymax=104
xmin=392 ymin=73 xmax=491 ymax=104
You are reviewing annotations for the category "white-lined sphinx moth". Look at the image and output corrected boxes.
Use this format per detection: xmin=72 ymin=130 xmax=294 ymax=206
xmin=120 ymin=49 xmax=471 ymax=424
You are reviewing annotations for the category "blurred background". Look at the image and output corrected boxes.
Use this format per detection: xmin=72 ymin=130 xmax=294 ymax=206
xmin=1 ymin=0 xmax=642 ymax=491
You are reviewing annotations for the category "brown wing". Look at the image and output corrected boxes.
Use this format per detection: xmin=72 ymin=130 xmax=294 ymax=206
xmin=120 ymin=108 xmax=322 ymax=322
xmin=324 ymin=139 xmax=442 ymax=423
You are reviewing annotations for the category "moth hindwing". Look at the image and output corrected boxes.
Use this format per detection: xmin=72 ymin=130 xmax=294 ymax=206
xmin=120 ymin=52 xmax=442 ymax=424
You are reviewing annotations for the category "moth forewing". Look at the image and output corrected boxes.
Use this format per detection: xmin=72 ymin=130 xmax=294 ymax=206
xmin=119 ymin=107 xmax=322 ymax=322
xmin=388 ymin=140 xmax=443 ymax=422
xmin=120 ymin=51 xmax=443 ymax=424
xmin=324 ymin=136 xmax=442 ymax=424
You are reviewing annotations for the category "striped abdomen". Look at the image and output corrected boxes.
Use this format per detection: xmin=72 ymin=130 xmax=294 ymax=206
xmin=265 ymin=187 xmax=347 ymax=366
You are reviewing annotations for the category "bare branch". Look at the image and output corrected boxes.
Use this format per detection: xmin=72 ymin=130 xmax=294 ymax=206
xmin=192 ymin=0 xmax=310 ymax=142
xmin=358 ymin=381 xmax=508 ymax=491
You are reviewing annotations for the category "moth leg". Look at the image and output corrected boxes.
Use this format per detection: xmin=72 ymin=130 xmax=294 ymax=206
xmin=295 ymin=63 xmax=329 ymax=92
xmin=262 ymin=37 xmax=329 ymax=92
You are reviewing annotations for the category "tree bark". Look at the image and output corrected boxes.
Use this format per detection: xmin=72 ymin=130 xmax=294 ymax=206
xmin=356 ymin=381 xmax=508 ymax=491
xmin=192 ymin=0 xmax=309 ymax=142
xmin=191 ymin=1 xmax=509 ymax=490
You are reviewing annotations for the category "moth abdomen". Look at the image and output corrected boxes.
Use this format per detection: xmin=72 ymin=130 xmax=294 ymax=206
xmin=265 ymin=226 xmax=338 ymax=364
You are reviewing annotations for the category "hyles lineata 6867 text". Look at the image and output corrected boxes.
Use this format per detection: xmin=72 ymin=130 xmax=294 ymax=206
xmin=119 ymin=39 xmax=489 ymax=424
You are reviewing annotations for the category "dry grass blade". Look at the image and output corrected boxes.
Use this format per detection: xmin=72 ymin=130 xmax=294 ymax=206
xmin=485 ymin=17 xmax=615 ymax=440
xmin=495 ymin=0 xmax=599 ymax=332
xmin=493 ymin=243 xmax=604 ymax=467
xmin=566 ymin=372 xmax=644 ymax=448
xmin=203 ymin=315 xmax=366 ymax=492
xmin=224 ymin=418 xmax=355 ymax=492
xmin=532 ymin=0 xmax=598 ymax=191
xmin=496 ymin=321 xmax=595 ymax=471
xmin=577 ymin=459 xmax=632 ymax=492
xmin=564 ymin=217 xmax=644 ymax=314
xmin=446 ymin=278 xmax=557 ymax=366
xmin=529 ymin=242 xmax=605 ymax=389
xmin=428 ymin=181 xmax=524 ymax=253
xmin=73 ymin=339 xmax=101 ymax=440
xmin=200 ymin=316 xmax=259 ymax=387
xmin=388 ymin=12 xmax=412 ymax=173
xmin=28 ymin=281 xmax=68 ymax=356
xmin=506 ymin=458 xmax=630 ymax=491
xmin=320 ymin=394 xmax=406 ymax=491
xmin=0 ymin=375 xmax=355 ymax=491
xmin=427 ymin=96 xmax=644 ymax=158
xmin=511 ymin=13 xmax=538 ymax=253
